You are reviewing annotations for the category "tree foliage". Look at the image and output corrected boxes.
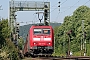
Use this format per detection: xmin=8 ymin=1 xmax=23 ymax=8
xmin=18 ymin=37 xmax=24 ymax=50
xmin=0 ymin=19 xmax=10 ymax=48
xmin=0 ymin=19 xmax=20 ymax=60
xmin=54 ymin=6 xmax=90 ymax=56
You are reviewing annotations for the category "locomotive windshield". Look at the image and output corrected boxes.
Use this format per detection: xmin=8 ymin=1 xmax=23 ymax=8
xmin=42 ymin=29 xmax=50 ymax=34
xmin=34 ymin=28 xmax=50 ymax=34
xmin=34 ymin=29 xmax=42 ymax=34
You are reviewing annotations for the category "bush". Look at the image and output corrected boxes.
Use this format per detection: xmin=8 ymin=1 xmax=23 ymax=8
xmin=0 ymin=39 xmax=20 ymax=60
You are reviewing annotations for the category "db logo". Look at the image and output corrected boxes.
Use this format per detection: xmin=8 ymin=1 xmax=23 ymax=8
xmin=40 ymin=36 xmax=43 ymax=41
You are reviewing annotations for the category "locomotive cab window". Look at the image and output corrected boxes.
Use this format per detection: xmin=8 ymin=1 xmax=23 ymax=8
xmin=43 ymin=29 xmax=50 ymax=34
xmin=34 ymin=29 xmax=42 ymax=34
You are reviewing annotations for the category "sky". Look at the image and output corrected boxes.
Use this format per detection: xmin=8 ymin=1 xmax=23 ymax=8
xmin=0 ymin=0 xmax=90 ymax=26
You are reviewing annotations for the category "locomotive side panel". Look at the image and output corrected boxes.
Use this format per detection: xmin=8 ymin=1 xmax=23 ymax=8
xmin=30 ymin=26 xmax=34 ymax=49
xmin=23 ymin=34 xmax=28 ymax=55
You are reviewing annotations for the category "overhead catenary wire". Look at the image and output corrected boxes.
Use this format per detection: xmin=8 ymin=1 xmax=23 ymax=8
xmin=60 ymin=0 xmax=80 ymax=14
xmin=83 ymin=0 xmax=90 ymax=5
xmin=50 ymin=0 xmax=68 ymax=13
xmin=50 ymin=2 xmax=59 ymax=13
xmin=54 ymin=0 xmax=68 ymax=22
xmin=51 ymin=5 xmax=81 ymax=12
xmin=19 ymin=12 xmax=41 ymax=25
xmin=54 ymin=0 xmax=84 ymax=23
xmin=68 ymin=0 xmax=90 ymax=16
xmin=50 ymin=0 xmax=68 ymax=23
xmin=50 ymin=7 xmax=58 ymax=13
xmin=61 ymin=0 xmax=67 ymax=5
xmin=11 ymin=0 xmax=90 ymax=25
xmin=18 ymin=0 xmax=40 ymax=25
xmin=32 ymin=13 xmax=37 ymax=24
xmin=55 ymin=11 xmax=61 ymax=22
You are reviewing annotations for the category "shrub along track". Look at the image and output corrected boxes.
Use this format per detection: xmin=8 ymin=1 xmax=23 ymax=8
xmin=22 ymin=56 xmax=90 ymax=60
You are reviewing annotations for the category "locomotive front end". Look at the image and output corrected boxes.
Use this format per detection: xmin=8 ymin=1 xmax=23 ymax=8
xmin=30 ymin=26 xmax=54 ymax=55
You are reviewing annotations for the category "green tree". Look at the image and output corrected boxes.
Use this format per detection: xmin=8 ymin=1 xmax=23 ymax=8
xmin=54 ymin=6 xmax=90 ymax=56
xmin=0 ymin=19 xmax=20 ymax=60
xmin=0 ymin=19 xmax=10 ymax=48
xmin=18 ymin=37 xmax=24 ymax=50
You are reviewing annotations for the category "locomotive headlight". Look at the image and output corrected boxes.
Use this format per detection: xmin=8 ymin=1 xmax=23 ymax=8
xmin=34 ymin=42 xmax=37 ymax=45
xmin=48 ymin=43 xmax=50 ymax=45
xmin=47 ymin=42 xmax=51 ymax=45
xmin=34 ymin=43 xmax=36 ymax=44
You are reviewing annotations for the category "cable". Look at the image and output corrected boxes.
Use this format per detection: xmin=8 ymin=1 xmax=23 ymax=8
xmin=23 ymin=0 xmax=28 ymax=6
xmin=55 ymin=11 xmax=61 ymax=22
xmin=61 ymin=0 xmax=80 ymax=13
xmin=50 ymin=1 xmax=59 ymax=12
xmin=50 ymin=1 xmax=59 ymax=13
xmin=52 ymin=0 xmax=68 ymax=22
xmin=33 ymin=13 xmax=39 ymax=24
xmin=51 ymin=6 xmax=80 ymax=14
xmin=53 ymin=0 xmax=81 ymax=23
xmin=83 ymin=0 xmax=90 ymax=5
xmin=50 ymin=0 xmax=68 ymax=13
xmin=61 ymin=6 xmax=79 ymax=9
xmin=50 ymin=7 xmax=58 ymax=13
xmin=18 ymin=13 xmax=37 ymax=24
xmin=50 ymin=0 xmax=68 ymax=22
xmin=61 ymin=0 xmax=67 ymax=5
xmin=68 ymin=0 xmax=90 ymax=16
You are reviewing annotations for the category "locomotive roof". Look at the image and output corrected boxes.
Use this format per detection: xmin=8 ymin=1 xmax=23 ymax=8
xmin=32 ymin=25 xmax=52 ymax=27
xmin=30 ymin=25 xmax=53 ymax=29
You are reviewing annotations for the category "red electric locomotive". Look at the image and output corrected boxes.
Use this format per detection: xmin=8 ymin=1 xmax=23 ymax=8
xmin=23 ymin=25 xmax=54 ymax=56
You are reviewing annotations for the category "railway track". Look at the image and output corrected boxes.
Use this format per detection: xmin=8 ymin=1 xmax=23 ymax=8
xmin=22 ymin=56 xmax=90 ymax=60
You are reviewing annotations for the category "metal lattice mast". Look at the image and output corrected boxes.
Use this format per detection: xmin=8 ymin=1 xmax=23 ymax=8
xmin=9 ymin=1 xmax=50 ymax=45
xmin=44 ymin=2 xmax=50 ymax=25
